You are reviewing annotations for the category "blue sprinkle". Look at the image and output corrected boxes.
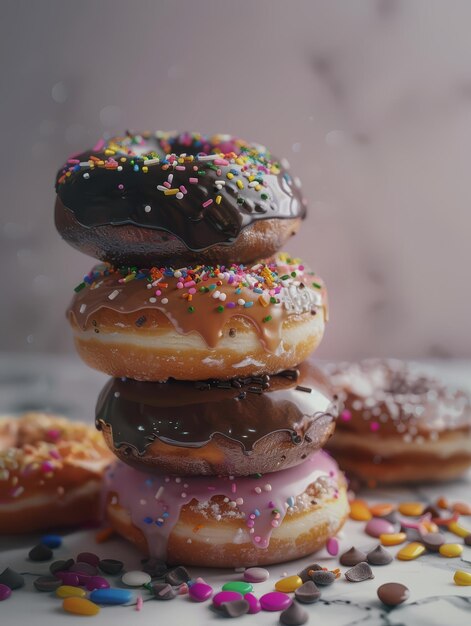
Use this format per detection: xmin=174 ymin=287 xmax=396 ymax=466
xmin=253 ymin=288 xmax=263 ymax=294
xmin=287 ymin=496 xmax=295 ymax=507
xmin=145 ymin=478 xmax=153 ymax=486
xmin=40 ymin=534 xmax=62 ymax=549
xmin=155 ymin=520 xmax=164 ymax=527
xmin=244 ymin=301 xmax=254 ymax=308
xmin=235 ymin=288 xmax=241 ymax=294
xmin=209 ymin=284 xmax=216 ymax=290
xmin=133 ymin=164 xmax=139 ymax=172
xmin=253 ymin=509 xmax=260 ymax=517
xmin=90 ymin=588 xmax=132 ymax=605
xmin=162 ymin=512 xmax=169 ymax=518
xmin=143 ymin=517 xmax=153 ymax=524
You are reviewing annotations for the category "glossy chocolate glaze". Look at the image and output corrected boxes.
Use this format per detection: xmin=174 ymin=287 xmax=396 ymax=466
xmin=55 ymin=132 xmax=306 ymax=254
xmin=95 ymin=362 xmax=338 ymax=455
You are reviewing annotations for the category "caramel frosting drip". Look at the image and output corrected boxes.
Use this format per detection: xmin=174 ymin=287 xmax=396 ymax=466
xmin=95 ymin=362 xmax=338 ymax=454
xmin=55 ymin=131 xmax=306 ymax=252
xmin=325 ymin=359 xmax=471 ymax=441
xmin=67 ymin=254 xmax=327 ymax=352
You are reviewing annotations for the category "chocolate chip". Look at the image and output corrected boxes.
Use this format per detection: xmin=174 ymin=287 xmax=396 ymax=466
xmin=464 ymin=534 xmax=471 ymax=546
xmin=99 ymin=559 xmax=124 ymax=575
xmin=310 ymin=570 xmax=335 ymax=586
xmin=345 ymin=562 xmax=375 ymax=582
xmin=404 ymin=527 xmax=422 ymax=542
xmin=340 ymin=547 xmax=367 ymax=567
xmin=0 ymin=568 xmax=24 ymax=589
xmin=294 ymin=580 xmax=321 ymax=604
xmin=366 ymin=545 xmax=393 ymax=566
xmin=377 ymin=582 xmax=409 ymax=606
xmin=279 ymin=601 xmax=308 ymax=625
xmin=152 ymin=582 xmax=177 ymax=600
xmin=421 ymin=532 xmax=445 ymax=552
xmin=141 ymin=557 xmax=168 ymax=578
xmin=50 ymin=559 xmax=74 ymax=575
xmin=165 ymin=566 xmax=190 ymax=586
xmin=423 ymin=505 xmax=441 ymax=518
xmin=381 ymin=510 xmax=399 ymax=525
xmin=69 ymin=562 xmax=98 ymax=576
xmin=34 ymin=576 xmax=61 ymax=592
xmin=220 ymin=599 xmax=250 ymax=618
xmin=29 ymin=544 xmax=53 ymax=562
xmin=298 ymin=563 xmax=323 ymax=582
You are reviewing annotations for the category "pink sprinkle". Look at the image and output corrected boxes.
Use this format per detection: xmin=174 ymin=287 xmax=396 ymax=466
xmin=254 ymin=536 xmax=261 ymax=543
xmin=189 ymin=177 xmax=198 ymax=184
xmin=247 ymin=520 xmax=255 ymax=528
xmin=49 ymin=449 xmax=61 ymax=459
xmin=326 ymin=536 xmax=339 ymax=556
xmin=214 ymin=158 xmax=229 ymax=166
xmin=179 ymin=583 xmax=189 ymax=595
xmin=298 ymin=265 xmax=305 ymax=271
xmin=180 ymin=185 xmax=187 ymax=193
xmin=163 ymin=181 xmax=171 ymax=188
xmin=177 ymin=282 xmax=184 ymax=289
xmin=268 ymin=501 xmax=275 ymax=508
xmin=341 ymin=410 xmax=352 ymax=422
xmin=370 ymin=421 xmax=380 ymax=432
xmin=41 ymin=461 xmax=54 ymax=473
xmin=46 ymin=429 xmax=61 ymax=441
xmin=231 ymin=483 xmax=237 ymax=494
xmin=271 ymin=520 xmax=278 ymax=528
xmin=202 ymin=199 xmax=213 ymax=208
xmin=118 ymin=184 xmax=124 ymax=190
xmin=136 ymin=596 xmax=143 ymax=611
xmin=92 ymin=138 xmax=105 ymax=151
xmin=176 ymin=165 xmax=185 ymax=171
xmin=188 ymin=288 xmax=196 ymax=295
xmin=185 ymin=280 xmax=196 ymax=287
xmin=67 ymin=158 xmax=80 ymax=164
xmin=155 ymin=290 xmax=161 ymax=296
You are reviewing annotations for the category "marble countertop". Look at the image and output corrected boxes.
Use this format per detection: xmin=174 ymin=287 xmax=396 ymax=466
xmin=0 ymin=354 xmax=470 ymax=625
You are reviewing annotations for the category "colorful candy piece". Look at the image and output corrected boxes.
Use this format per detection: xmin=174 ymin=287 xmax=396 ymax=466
xmin=380 ymin=532 xmax=407 ymax=546
xmin=436 ymin=497 xmax=449 ymax=510
xmin=40 ymin=535 xmax=62 ymax=549
xmin=63 ymin=597 xmax=100 ymax=616
xmin=451 ymin=502 xmax=471 ymax=515
xmin=243 ymin=567 xmax=269 ymax=583
xmin=77 ymin=552 xmax=100 ymax=568
xmin=275 ymin=575 xmax=303 ymax=593
xmin=453 ymin=570 xmax=471 ymax=586
xmin=365 ymin=518 xmax=395 ymax=538
xmin=448 ymin=521 xmax=471 ymax=538
xmin=55 ymin=572 xmax=81 ymax=587
xmin=86 ymin=577 xmax=110 ymax=591
xmin=396 ymin=542 xmax=426 ymax=560
xmin=213 ymin=591 xmax=243 ymax=608
xmin=421 ymin=532 xmax=445 ymax=552
xmin=121 ymin=571 xmax=151 ymax=587
xmin=326 ymin=536 xmax=339 ymax=556
xmin=369 ymin=503 xmax=395 ymax=518
xmin=0 ymin=584 xmax=12 ymax=601
xmin=244 ymin=593 xmax=261 ymax=614
xmin=439 ymin=544 xmax=464 ymax=558
xmin=349 ymin=500 xmax=372 ymax=521
xmin=222 ymin=581 xmax=253 ymax=595
xmin=89 ymin=588 xmax=133 ymax=605
xmin=189 ymin=582 xmax=213 ymax=602
xmin=260 ymin=591 xmax=292 ymax=611
xmin=398 ymin=502 xmax=424 ymax=517
xmin=56 ymin=585 xmax=87 ymax=599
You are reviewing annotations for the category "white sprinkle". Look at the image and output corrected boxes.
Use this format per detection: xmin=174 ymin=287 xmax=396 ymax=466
xmin=181 ymin=492 xmax=187 ymax=498
xmin=144 ymin=205 xmax=152 ymax=213
xmin=117 ymin=166 xmax=123 ymax=172
xmin=263 ymin=484 xmax=272 ymax=492
xmin=108 ymin=290 xmax=120 ymax=300
xmin=149 ymin=297 xmax=157 ymax=303
xmin=214 ymin=180 xmax=226 ymax=185
xmin=83 ymin=172 xmax=90 ymax=179
xmin=248 ymin=181 xmax=258 ymax=188
xmin=175 ymin=477 xmax=182 ymax=483
xmin=144 ymin=158 xmax=159 ymax=166
xmin=157 ymin=185 xmax=167 ymax=191
xmin=176 ymin=192 xmax=184 ymax=200
xmin=161 ymin=298 xmax=169 ymax=305
xmin=237 ymin=299 xmax=245 ymax=306
xmin=219 ymin=293 xmax=227 ymax=301
xmin=212 ymin=290 xmax=221 ymax=299
xmin=155 ymin=486 xmax=164 ymax=500
xmin=168 ymin=173 xmax=174 ymax=184
xmin=254 ymin=487 xmax=262 ymax=494
xmin=174 ymin=270 xmax=182 ymax=278
xmin=197 ymin=154 xmax=219 ymax=161
xmin=79 ymin=304 xmax=87 ymax=314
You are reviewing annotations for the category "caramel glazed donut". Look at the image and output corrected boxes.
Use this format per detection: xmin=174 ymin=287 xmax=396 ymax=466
xmin=0 ymin=412 xmax=113 ymax=534
xmin=67 ymin=254 xmax=328 ymax=381
xmin=324 ymin=359 xmax=471 ymax=485
xmin=54 ymin=131 xmax=306 ymax=267
xmin=104 ymin=450 xmax=348 ymax=567
xmin=96 ymin=362 xmax=339 ymax=476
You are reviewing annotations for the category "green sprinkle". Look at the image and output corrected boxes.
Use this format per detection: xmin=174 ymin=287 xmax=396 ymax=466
xmin=263 ymin=315 xmax=272 ymax=323
xmin=237 ymin=197 xmax=244 ymax=204
xmin=74 ymin=282 xmax=86 ymax=293
xmin=216 ymin=305 xmax=224 ymax=313
xmin=188 ymin=306 xmax=195 ymax=313
xmin=281 ymin=275 xmax=290 ymax=280
xmin=312 ymin=282 xmax=322 ymax=289
xmin=261 ymin=193 xmax=268 ymax=200
xmin=270 ymin=297 xmax=277 ymax=304
xmin=291 ymin=271 xmax=297 ymax=277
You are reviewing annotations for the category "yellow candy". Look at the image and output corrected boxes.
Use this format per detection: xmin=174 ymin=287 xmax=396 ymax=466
xmin=396 ymin=542 xmax=426 ymax=560
xmin=63 ymin=597 xmax=100 ymax=616
xmin=398 ymin=502 xmax=424 ymax=517
xmin=448 ymin=521 xmax=471 ymax=538
xmin=454 ymin=570 xmax=471 ymax=586
xmin=275 ymin=575 xmax=303 ymax=593
xmin=439 ymin=543 xmax=464 ymax=558
xmin=380 ymin=532 xmax=407 ymax=546
xmin=420 ymin=520 xmax=439 ymax=533
xmin=349 ymin=500 xmax=372 ymax=521
xmin=56 ymin=585 xmax=86 ymax=599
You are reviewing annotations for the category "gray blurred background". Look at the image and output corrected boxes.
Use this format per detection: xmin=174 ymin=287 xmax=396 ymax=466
xmin=1 ymin=0 xmax=471 ymax=361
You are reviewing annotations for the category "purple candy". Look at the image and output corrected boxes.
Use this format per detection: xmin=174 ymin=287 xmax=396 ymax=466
xmin=365 ymin=518 xmax=395 ymax=538
xmin=188 ymin=582 xmax=213 ymax=602
xmin=243 ymin=567 xmax=269 ymax=583
xmin=86 ymin=576 xmax=110 ymax=591
xmin=260 ymin=591 xmax=292 ymax=612
xmin=213 ymin=591 xmax=242 ymax=608
xmin=55 ymin=572 xmax=80 ymax=587
xmin=326 ymin=537 xmax=339 ymax=556
xmin=0 ymin=584 xmax=12 ymax=601
xmin=77 ymin=552 xmax=100 ymax=568
xmin=244 ymin=592 xmax=261 ymax=614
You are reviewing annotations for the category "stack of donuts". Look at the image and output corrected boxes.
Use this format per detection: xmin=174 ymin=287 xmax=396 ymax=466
xmin=55 ymin=131 xmax=349 ymax=567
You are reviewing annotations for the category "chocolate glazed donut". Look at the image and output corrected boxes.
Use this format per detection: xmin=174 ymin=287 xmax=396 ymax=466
xmin=96 ymin=362 xmax=339 ymax=476
xmin=55 ymin=131 xmax=306 ymax=266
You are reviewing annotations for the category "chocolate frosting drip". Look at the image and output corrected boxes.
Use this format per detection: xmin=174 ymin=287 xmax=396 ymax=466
xmin=55 ymin=131 xmax=306 ymax=252
xmin=95 ymin=362 xmax=338 ymax=454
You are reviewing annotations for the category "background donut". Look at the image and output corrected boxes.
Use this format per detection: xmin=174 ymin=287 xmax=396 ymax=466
xmin=324 ymin=359 xmax=471 ymax=485
xmin=95 ymin=362 xmax=339 ymax=475
xmin=55 ymin=131 xmax=306 ymax=266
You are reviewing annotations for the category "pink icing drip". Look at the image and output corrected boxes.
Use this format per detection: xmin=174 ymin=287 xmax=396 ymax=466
xmin=104 ymin=450 xmax=339 ymax=559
